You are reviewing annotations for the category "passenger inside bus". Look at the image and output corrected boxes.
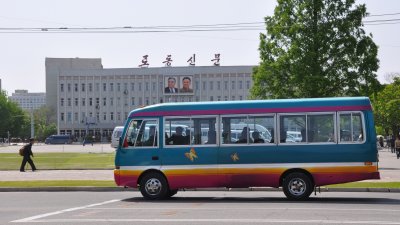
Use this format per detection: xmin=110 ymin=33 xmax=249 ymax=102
xmin=237 ymin=127 xmax=252 ymax=144
xmin=143 ymin=126 xmax=157 ymax=146
xmin=252 ymin=131 xmax=265 ymax=143
xmin=166 ymin=126 xmax=188 ymax=145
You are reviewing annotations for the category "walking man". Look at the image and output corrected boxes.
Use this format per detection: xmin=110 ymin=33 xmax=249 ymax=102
xmin=20 ymin=138 xmax=37 ymax=172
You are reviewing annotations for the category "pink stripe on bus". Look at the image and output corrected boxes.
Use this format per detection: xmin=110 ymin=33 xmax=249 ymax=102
xmin=131 ymin=105 xmax=371 ymax=117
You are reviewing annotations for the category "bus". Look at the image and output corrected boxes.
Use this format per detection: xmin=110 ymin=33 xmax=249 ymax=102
xmin=114 ymin=97 xmax=380 ymax=200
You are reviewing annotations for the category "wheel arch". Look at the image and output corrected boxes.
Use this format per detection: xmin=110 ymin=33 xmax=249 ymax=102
xmin=279 ymin=168 xmax=315 ymax=187
xmin=137 ymin=169 xmax=169 ymax=188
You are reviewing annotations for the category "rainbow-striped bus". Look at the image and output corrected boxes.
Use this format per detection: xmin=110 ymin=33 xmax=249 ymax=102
xmin=114 ymin=97 xmax=379 ymax=200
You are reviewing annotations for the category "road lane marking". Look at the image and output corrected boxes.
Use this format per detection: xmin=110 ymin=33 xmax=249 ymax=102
xmin=11 ymin=199 xmax=121 ymax=223
xmin=14 ymin=218 xmax=400 ymax=224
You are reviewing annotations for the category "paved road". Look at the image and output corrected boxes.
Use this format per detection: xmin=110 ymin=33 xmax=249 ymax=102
xmin=2 ymin=191 xmax=400 ymax=225
xmin=0 ymin=142 xmax=115 ymax=153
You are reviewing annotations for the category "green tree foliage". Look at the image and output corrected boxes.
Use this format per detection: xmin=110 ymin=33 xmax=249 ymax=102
xmin=33 ymin=106 xmax=57 ymax=141
xmin=251 ymin=0 xmax=380 ymax=99
xmin=0 ymin=91 xmax=30 ymax=139
xmin=373 ymin=78 xmax=400 ymax=135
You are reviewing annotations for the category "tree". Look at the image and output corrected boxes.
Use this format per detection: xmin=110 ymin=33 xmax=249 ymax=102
xmin=32 ymin=105 xmax=57 ymax=141
xmin=251 ymin=0 xmax=380 ymax=99
xmin=0 ymin=91 xmax=30 ymax=140
xmin=373 ymin=78 xmax=400 ymax=135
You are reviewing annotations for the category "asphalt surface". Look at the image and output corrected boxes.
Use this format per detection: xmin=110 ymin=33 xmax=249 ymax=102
xmin=2 ymin=191 xmax=400 ymax=225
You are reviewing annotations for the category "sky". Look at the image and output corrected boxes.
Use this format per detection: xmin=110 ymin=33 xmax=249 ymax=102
xmin=1 ymin=0 xmax=400 ymax=95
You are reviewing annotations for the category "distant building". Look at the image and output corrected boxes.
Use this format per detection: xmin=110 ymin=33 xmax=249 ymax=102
xmin=9 ymin=90 xmax=46 ymax=111
xmin=45 ymin=58 xmax=255 ymax=141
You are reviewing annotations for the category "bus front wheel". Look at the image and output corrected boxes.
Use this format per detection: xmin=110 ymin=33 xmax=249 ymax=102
xmin=282 ymin=172 xmax=313 ymax=200
xmin=139 ymin=172 xmax=169 ymax=200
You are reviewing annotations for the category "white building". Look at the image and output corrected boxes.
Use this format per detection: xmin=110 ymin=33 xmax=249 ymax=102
xmin=9 ymin=90 xmax=46 ymax=111
xmin=46 ymin=58 xmax=255 ymax=141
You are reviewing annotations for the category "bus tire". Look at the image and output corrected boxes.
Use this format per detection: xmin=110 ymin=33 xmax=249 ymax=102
xmin=282 ymin=172 xmax=313 ymax=201
xmin=139 ymin=172 xmax=169 ymax=200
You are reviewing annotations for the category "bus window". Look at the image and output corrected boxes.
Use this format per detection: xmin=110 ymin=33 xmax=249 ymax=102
xmin=279 ymin=114 xmax=306 ymax=143
xmin=247 ymin=115 xmax=274 ymax=144
xmin=307 ymin=114 xmax=335 ymax=143
xmin=165 ymin=118 xmax=192 ymax=145
xmin=191 ymin=117 xmax=217 ymax=145
xmin=339 ymin=112 xmax=364 ymax=142
xmin=124 ymin=119 xmax=158 ymax=147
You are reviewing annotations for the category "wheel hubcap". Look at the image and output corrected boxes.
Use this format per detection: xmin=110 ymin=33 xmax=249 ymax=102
xmin=145 ymin=178 xmax=162 ymax=195
xmin=288 ymin=178 xmax=306 ymax=196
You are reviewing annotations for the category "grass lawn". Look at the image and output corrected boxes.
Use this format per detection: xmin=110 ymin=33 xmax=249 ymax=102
xmin=0 ymin=153 xmax=114 ymax=170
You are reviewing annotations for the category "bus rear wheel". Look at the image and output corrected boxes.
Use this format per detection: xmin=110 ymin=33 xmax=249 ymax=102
xmin=282 ymin=172 xmax=313 ymax=201
xmin=139 ymin=172 xmax=169 ymax=200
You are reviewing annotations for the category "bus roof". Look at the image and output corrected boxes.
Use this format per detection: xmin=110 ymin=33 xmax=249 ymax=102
xmin=128 ymin=97 xmax=372 ymax=118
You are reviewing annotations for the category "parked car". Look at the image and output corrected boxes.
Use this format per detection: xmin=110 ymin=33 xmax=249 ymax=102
xmin=45 ymin=135 xmax=73 ymax=144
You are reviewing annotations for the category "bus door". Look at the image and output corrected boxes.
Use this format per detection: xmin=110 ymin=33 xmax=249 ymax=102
xmin=161 ymin=116 xmax=220 ymax=189
xmin=219 ymin=115 xmax=278 ymax=188
xmin=118 ymin=118 xmax=161 ymax=182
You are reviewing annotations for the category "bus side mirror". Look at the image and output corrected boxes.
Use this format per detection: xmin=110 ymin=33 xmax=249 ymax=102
xmin=119 ymin=137 xmax=123 ymax=147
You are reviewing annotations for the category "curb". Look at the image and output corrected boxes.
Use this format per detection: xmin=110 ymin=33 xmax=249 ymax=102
xmin=0 ymin=187 xmax=399 ymax=193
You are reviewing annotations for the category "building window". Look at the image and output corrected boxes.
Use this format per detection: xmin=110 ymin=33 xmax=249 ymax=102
xmin=210 ymin=96 xmax=214 ymax=101
xmin=117 ymin=83 xmax=121 ymax=92
xmin=74 ymin=98 xmax=78 ymax=106
xmin=82 ymin=83 xmax=85 ymax=92
xmin=67 ymin=112 xmax=72 ymax=122
xmin=74 ymin=112 xmax=78 ymax=122
xmin=67 ymin=98 xmax=71 ymax=106
xmin=145 ymin=97 xmax=149 ymax=105
xmin=96 ymin=112 xmax=100 ymax=122
xmin=239 ymin=81 xmax=243 ymax=89
xmin=246 ymin=80 xmax=250 ymax=89
xmin=67 ymin=83 xmax=71 ymax=92
xmin=224 ymin=96 xmax=228 ymax=101
xmin=217 ymin=96 xmax=221 ymax=101
xmin=60 ymin=98 xmax=64 ymax=107
xmin=139 ymin=83 xmax=142 ymax=91
xmin=195 ymin=81 xmax=199 ymax=90
xmin=131 ymin=97 xmax=135 ymax=106
xmin=81 ymin=112 xmax=86 ymax=123
xmin=74 ymin=83 xmax=78 ymax=92
xmin=89 ymin=98 xmax=93 ymax=106
xmin=124 ymin=83 xmax=128 ymax=92
xmin=152 ymin=82 xmax=156 ymax=91
xmin=95 ymin=83 xmax=100 ymax=92
xmin=61 ymin=113 xmax=64 ymax=121
xmin=60 ymin=84 xmax=64 ymax=92
xmin=145 ymin=82 xmax=149 ymax=91
xmin=110 ymin=83 xmax=114 ymax=92
xmin=231 ymin=81 xmax=235 ymax=90
xmin=103 ymin=83 xmax=107 ymax=92
xmin=131 ymin=82 xmax=135 ymax=91
xmin=102 ymin=98 xmax=106 ymax=106
xmin=231 ymin=96 xmax=235 ymax=101
xmin=224 ymin=81 xmax=228 ymax=90
xmin=117 ymin=112 xmax=121 ymax=121
xmin=217 ymin=81 xmax=221 ymax=90
xmin=110 ymin=112 xmax=114 ymax=121
xmin=103 ymin=112 xmax=107 ymax=121
xmin=209 ymin=81 xmax=213 ymax=90
xmin=117 ymin=97 xmax=121 ymax=107
xmin=82 ymin=98 xmax=86 ymax=106
xmin=239 ymin=96 xmax=243 ymax=100
xmin=89 ymin=83 xmax=93 ymax=92
xmin=110 ymin=97 xmax=114 ymax=106
xmin=202 ymin=81 xmax=206 ymax=91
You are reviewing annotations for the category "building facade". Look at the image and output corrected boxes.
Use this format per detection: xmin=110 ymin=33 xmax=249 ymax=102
xmin=9 ymin=90 xmax=46 ymax=111
xmin=46 ymin=58 xmax=254 ymax=141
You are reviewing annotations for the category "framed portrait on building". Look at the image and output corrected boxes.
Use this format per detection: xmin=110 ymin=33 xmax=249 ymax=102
xmin=179 ymin=76 xmax=194 ymax=94
xmin=164 ymin=76 xmax=179 ymax=94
